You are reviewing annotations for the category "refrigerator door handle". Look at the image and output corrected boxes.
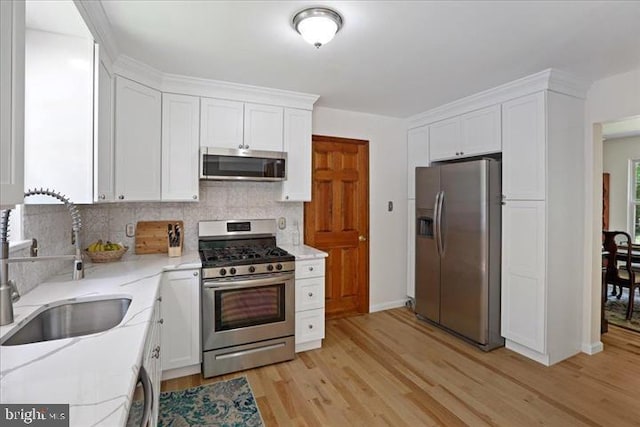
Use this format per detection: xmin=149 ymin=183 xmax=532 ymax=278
xmin=438 ymin=191 xmax=445 ymax=256
xmin=433 ymin=191 xmax=441 ymax=256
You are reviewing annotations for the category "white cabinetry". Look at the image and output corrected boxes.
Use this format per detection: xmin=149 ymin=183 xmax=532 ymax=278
xmin=295 ymin=258 xmax=325 ymax=352
xmin=281 ymin=108 xmax=312 ymax=201
xmin=0 ymin=0 xmax=24 ymax=209
xmin=161 ymin=94 xmax=200 ymax=201
xmin=94 ymin=47 xmax=115 ymax=203
xmin=114 ymin=76 xmax=161 ymax=201
xmin=161 ymin=269 xmax=201 ymax=378
xmin=407 ymin=126 xmax=429 ymax=199
xmin=428 ymin=105 xmax=501 ymax=162
xmin=244 ymin=103 xmax=284 ymax=151
xmin=142 ymin=296 xmax=162 ymax=426
xmin=501 ymin=90 xmax=584 ymax=365
xmin=200 ymin=98 xmax=244 ymax=149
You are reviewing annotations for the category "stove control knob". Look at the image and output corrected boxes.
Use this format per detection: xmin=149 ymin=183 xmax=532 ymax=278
xmin=276 ymin=263 xmax=283 ymax=271
xmin=249 ymin=266 xmax=256 ymax=273
xmin=229 ymin=268 xmax=236 ymax=275
xmin=267 ymin=264 xmax=274 ymax=271
xmin=219 ymin=268 xmax=227 ymax=276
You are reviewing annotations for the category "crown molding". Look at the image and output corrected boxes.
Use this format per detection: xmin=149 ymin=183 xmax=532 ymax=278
xmin=408 ymin=68 xmax=589 ymax=129
xmin=113 ymin=55 xmax=319 ymax=110
xmin=73 ymin=0 xmax=119 ymax=63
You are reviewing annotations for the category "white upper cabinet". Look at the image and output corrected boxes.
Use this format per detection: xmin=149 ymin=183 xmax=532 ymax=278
xmin=244 ymin=103 xmax=284 ymax=151
xmin=281 ymin=108 xmax=312 ymax=201
xmin=429 ymin=105 xmax=501 ymax=162
xmin=94 ymin=47 xmax=115 ymax=203
xmin=114 ymin=76 xmax=162 ymax=201
xmin=460 ymin=105 xmax=501 ymax=156
xmin=200 ymin=98 xmax=244 ymax=149
xmin=162 ymin=93 xmax=200 ymax=202
xmin=407 ymin=125 xmax=429 ymax=199
xmin=502 ymin=92 xmax=546 ymax=201
xmin=429 ymin=116 xmax=461 ymax=161
xmin=0 ymin=0 xmax=24 ymax=209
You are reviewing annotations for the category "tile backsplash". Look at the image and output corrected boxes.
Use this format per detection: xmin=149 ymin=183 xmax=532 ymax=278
xmin=80 ymin=181 xmax=304 ymax=254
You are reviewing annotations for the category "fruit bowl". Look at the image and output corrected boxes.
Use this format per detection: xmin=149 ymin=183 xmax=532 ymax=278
xmin=85 ymin=244 xmax=128 ymax=263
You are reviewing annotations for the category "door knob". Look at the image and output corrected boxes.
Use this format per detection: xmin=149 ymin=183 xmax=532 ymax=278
xmin=359 ymin=235 xmax=367 ymax=242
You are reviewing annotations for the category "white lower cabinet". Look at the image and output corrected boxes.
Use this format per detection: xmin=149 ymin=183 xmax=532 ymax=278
xmin=160 ymin=269 xmax=201 ymax=379
xmin=142 ymin=296 xmax=162 ymax=426
xmin=294 ymin=259 xmax=325 ymax=352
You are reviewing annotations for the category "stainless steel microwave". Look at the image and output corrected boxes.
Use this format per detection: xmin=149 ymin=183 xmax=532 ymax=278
xmin=200 ymin=147 xmax=287 ymax=181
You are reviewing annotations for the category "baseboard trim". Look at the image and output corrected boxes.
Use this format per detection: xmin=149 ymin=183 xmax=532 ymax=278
xmin=581 ymin=341 xmax=604 ymax=355
xmin=161 ymin=364 xmax=201 ymax=381
xmin=370 ymin=299 xmax=407 ymax=313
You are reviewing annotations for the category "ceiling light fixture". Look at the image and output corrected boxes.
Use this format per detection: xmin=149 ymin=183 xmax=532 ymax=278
xmin=292 ymin=7 xmax=343 ymax=49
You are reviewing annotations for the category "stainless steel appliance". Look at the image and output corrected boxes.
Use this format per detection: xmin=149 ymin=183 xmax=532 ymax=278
xmin=200 ymin=147 xmax=287 ymax=181
xmin=414 ymin=158 xmax=503 ymax=350
xmin=199 ymin=219 xmax=295 ymax=377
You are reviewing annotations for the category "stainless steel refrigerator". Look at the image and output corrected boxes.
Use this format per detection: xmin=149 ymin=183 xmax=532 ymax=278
xmin=414 ymin=158 xmax=503 ymax=350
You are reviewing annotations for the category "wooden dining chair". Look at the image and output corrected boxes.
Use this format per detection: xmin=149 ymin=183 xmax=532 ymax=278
xmin=603 ymin=231 xmax=640 ymax=320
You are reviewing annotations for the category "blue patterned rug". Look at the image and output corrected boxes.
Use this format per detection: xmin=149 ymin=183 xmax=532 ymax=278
xmin=128 ymin=376 xmax=264 ymax=427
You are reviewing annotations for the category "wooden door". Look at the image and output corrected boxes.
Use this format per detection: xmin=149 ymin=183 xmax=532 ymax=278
xmin=304 ymin=135 xmax=369 ymax=318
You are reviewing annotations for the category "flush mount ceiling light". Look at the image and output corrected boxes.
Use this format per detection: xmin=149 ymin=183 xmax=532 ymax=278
xmin=292 ymin=7 xmax=343 ymax=49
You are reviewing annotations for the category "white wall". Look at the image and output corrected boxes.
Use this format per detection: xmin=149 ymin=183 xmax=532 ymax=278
xmin=312 ymin=107 xmax=408 ymax=312
xmin=583 ymin=66 xmax=640 ymax=353
xmin=603 ymin=136 xmax=640 ymax=232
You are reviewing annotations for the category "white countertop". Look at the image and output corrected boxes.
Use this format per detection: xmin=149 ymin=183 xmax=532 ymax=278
xmin=0 ymin=252 xmax=201 ymax=427
xmin=279 ymin=244 xmax=328 ymax=259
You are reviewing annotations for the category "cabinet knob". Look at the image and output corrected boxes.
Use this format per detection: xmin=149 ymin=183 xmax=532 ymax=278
xmin=285 ymin=195 xmax=289 ymax=200
xmin=245 ymin=145 xmax=249 ymax=149
xmin=99 ymin=194 xmax=106 ymax=200
xmin=157 ymin=296 xmax=162 ymax=302
xmin=309 ymin=266 xmax=314 ymax=271
xmin=460 ymin=151 xmax=464 ymax=155
xmin=238 ymin=144 xmax=243 ymax=149
xmin=308 ymin=324 xmax=313 ymax=329
xmin=193 ymin=271 xmax=199 ymax=277
xmin=193 ymin=195 xmax=198 ymax=200
xmin=118 ymin=195 xmax=124 ymax=200
xmin=501 ymin=194 xmax=506 ymax=205
xmin=158 ymin=318 xmax=164 ymax=324
xmin=308 ymin=292 xmax=313 ymax=297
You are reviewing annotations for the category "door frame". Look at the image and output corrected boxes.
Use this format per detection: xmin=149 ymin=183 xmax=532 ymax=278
xmin=306 ymin=134 xmax=370 ymax=315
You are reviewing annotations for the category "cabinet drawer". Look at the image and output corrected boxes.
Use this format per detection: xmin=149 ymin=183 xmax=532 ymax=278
xmin=295 ymin=259 xmax=325 ymax=279
xmin=295 ymin=309 xmax=325 ymax=343
xmin=296 ymin=278 xmax=324 ymax=311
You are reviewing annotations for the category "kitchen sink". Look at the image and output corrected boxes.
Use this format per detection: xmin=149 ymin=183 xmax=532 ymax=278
xmin=1 ymin=298 xmax=132 ymax=346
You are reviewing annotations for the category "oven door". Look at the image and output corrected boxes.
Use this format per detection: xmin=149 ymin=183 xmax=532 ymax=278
xmin=202 ymin=273 xmax=294 ymax=351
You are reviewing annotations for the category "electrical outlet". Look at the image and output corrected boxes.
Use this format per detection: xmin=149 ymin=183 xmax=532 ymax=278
xmin=278 ymin=217 xmax=286 ymax=230
xmin=126 ymin=223 xmax=135 ymax=237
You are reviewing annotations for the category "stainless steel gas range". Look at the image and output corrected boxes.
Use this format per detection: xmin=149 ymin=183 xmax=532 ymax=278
xmin=199 ymin=219 xmax=295 ymax=378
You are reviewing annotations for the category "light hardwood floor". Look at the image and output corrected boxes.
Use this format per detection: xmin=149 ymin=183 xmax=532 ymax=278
xmin=162 ymin=308 xmax=640 ymax=426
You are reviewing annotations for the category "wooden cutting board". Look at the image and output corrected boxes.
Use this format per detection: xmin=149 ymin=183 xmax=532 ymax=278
xmin=135 ymin=220 xmax=184 ymax=254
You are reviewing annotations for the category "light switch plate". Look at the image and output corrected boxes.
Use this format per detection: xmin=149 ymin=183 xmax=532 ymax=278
xmin=278 ymin=217 xmax=286 ymax=230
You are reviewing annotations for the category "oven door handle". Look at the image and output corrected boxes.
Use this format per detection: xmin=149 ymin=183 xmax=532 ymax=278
xmin=203 ymin=274 xmax=294 ymax=290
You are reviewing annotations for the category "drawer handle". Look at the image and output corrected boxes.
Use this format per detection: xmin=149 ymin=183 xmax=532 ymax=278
xmin=308 ymin=292 xmax=313 ymax=297
xmin=308 ymin=324 xmax=313 ymax=329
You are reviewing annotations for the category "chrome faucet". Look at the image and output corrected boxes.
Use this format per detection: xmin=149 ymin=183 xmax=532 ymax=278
xmin=0 ymin=188 xmax=84 ymax=326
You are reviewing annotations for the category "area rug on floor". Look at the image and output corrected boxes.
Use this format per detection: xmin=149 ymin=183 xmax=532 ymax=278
xmin=127 ymin=376 xmax=264 ymax=427
xmin=604 ymin=287 xmax=640 ymax=333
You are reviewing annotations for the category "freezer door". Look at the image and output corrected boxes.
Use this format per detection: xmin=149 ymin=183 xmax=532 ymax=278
xmin=414 ymin=167 xmax=440 ymax=322
xmin=439 ymin=160 xmax=490 ymax=344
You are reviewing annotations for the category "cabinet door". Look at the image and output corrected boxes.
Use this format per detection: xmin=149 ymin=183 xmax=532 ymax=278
xmin=114 ymin=76 xmax=161 ymax=201
xmin=281 ymin=108 xmax=312 ymax=201
xmin=0 ymin=0 xmax=24 ymax=209
xmin=407 ymin=126 xmax=429 ymax=199
xmin=94 ymin=49 xmax=114 ymax=203
xmin=429 ymin=116 xmax=460 ymax=161
xmin=162 ymin=94 xmax=200 ymax=201
xmin=161 ymin=270 xmax=201 ymax=371
xmin=407 ymin=199 xmax=416 ymax=298
xmin=200 ymin=97 xmax=243 ymax=149
xmin=460 ymin=104 xmax=501 ymax=157
xmin=501 ymin=200 xmax=546 ymax=353
xmin=502 ymin=92 xmax=546 ymax=200
xmin=244 ymin=103 xmax=283 ymax=151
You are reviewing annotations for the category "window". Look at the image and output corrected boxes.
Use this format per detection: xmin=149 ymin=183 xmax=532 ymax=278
xmin=631 ymin=160 xmax=640 ymax=243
